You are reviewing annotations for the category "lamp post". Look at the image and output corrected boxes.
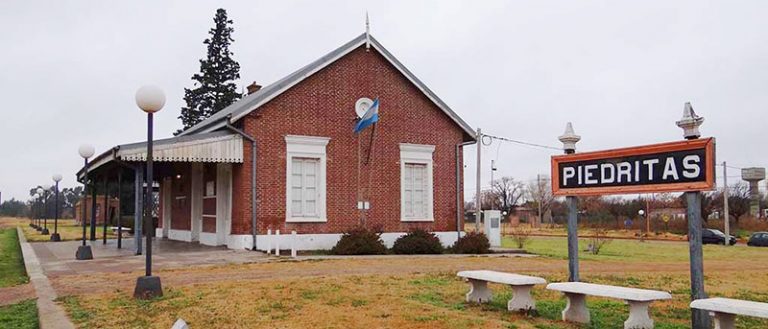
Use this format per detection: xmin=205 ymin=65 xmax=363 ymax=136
xmin=638 ymin=209 xmax=645 ymax=242
xmin=133 ymin=85 xmax=165 ymax=299
xmin=76 ymin=144 xmax=95 ymax=260
xmin=41 ymin=185 xmax=51 ymax=235
xmin=51 ymin=174 xmax=63 ymax=241
xmin=31 ymin=192 xmax=37 ymax=229
xmin=35 ymin=187 xmax=44 ymax=232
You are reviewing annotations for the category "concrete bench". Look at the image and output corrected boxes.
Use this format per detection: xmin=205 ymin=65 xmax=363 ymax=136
xmin=110 ymin=227 xmax=132 ymax=236
xmin=456 ymin=270 xmax=547 ymax=311
xmin=547 ymin=282 xmax=671 ymax=329
xmin=691 ymin=297 xmax=768 ymax=329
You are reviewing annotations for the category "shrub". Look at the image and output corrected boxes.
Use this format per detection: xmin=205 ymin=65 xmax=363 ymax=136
xmin=451 ymin=231 xmax=491 ymax=254
xmin=392 ymin=229 xmax=444 ymax=254
xmin=509 ymin=226 xmax=532 ymax=249
xmin=331 ymin=226 xmax=387 ymax=255
xmin=587 ymin=226 xmax=612 ymax=255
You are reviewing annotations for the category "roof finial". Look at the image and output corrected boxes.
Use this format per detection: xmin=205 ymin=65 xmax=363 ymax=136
xmin=365 ymin=11 xmax=371 ymax=51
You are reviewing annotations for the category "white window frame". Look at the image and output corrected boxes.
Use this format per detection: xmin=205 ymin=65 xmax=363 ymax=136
xmin=285 ymin=135 xmax=330 ymax=222
xmin=399 ymin=143 xmax=435 ymax=222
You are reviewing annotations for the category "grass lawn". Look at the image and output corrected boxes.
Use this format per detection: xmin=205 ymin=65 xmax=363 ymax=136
xmin=58 ymin=270 xmax=768 ymax=329
xmin=2 ymin=217 xmax=118 ymax=242
xmin=55 ymin=235 xmax=768 ymax=329
xmin=505 ymin=235 xmax=768 ymax=263
xmin=0 ymin=299 xmax=38 ymax=329
xmin=0 ymin=228 xmax=28 ymax=287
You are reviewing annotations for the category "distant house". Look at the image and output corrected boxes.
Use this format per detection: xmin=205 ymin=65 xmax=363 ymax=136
xmin=78 ymin=33 xmax=475 ymax=250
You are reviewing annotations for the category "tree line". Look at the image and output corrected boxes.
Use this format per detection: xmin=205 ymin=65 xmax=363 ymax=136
xmin=469 ymin=176 xmax=766 ymax=227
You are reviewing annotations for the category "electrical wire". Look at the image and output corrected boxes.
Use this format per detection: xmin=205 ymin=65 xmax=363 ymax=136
xmin=480 ymin=133 xmax=562 ymax=151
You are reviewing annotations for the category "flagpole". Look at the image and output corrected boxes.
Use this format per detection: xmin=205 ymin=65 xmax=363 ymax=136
xmin=364 ymin=122 xmax=378 ymax=227
xmin=365 ymin=123 xmax=377 ymax=165
xmin=357 ymin=124 xmax=363 ymax=226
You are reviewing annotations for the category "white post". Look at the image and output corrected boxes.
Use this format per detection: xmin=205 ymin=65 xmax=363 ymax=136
xmin=723 ymin=161 xmax=730 ymax=246
xmin=475 ymin=128 xmax=482 ymax=231
xmin=275 ymin=229 xmax=281 ymax=256
xmin=266 ymin=229 xmax=272 ymax=255
xmin=537 ymin=174 xmax=542 ymax=228
xmin=291 ymin=230 xmax=297 ymax=258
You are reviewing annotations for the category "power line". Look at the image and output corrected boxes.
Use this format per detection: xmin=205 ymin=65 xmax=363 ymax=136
xmin=481 ymin=133 xmax=563 ymax=151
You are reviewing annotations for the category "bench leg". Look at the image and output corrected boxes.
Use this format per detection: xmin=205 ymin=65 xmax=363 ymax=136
xmin=508 ymin=284 xmax=536 ymax=312
xmin=465 ymin=279 xmax=492 ymax=303
xmin=625 ymin=301 xmax=653 ymax=329
xmin=711 ymin=312 xmax=735 ymax=329
xmin=562 ymin=292 xmax=590 ymax=324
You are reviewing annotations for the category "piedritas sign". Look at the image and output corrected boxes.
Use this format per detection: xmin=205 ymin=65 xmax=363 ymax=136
xmin=551 ymin=138 xmax=715 ymax=196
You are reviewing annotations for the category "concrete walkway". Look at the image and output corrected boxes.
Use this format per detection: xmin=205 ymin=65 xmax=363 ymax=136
xmin=17 ymin=227 xmax=75 ymax=329
xmin=32 ymin=238 xmax=267 ymax=278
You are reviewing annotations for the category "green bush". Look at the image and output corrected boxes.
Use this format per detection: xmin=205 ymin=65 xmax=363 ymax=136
xmin=331 ymin=226 xmax=387 ymax=255
xmin=451 ymin=231 xmax=491 ymax=254
xmin=392 ymin=229 xmax=444 ymax=254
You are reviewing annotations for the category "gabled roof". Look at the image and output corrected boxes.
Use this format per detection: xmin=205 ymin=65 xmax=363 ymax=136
xmin=179 ymin=33 xmax=475 ymax=139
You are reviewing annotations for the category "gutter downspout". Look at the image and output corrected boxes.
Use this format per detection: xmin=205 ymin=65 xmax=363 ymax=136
xmin=224 ymin=117 xmax=258 ymax=251
xmin=456 ymin=140 xmax=477 ymax=240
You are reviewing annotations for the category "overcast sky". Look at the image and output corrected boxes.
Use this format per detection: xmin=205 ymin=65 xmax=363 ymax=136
xmin=1 ymin=1 xmax=767 ymax=201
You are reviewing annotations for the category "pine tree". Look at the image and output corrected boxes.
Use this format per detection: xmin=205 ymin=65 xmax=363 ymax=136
xmin=177 ymin=8 xmax=241 ymax=135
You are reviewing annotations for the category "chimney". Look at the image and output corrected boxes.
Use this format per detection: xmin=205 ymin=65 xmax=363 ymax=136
xmin=246 ymin=81 xmax=262 ymax=95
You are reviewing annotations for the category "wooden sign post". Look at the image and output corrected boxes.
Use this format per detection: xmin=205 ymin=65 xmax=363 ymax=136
xmin=552 ymin=103 xmax=714 ymax=328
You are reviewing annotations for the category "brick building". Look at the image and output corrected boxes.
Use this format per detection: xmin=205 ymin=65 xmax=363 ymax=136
xmin=79 ymin=33 xmax=475 ymax=250
xmin=74 ymin=195 xmax=120 ymax=226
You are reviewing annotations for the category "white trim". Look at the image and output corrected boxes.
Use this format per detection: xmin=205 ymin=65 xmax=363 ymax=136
xmin=226 ymin=234 xmax=254 ymax=250
xmin=285 ymin=135 xmax=330 ymax=223
xmin=190 ymin=163 xmax=203 ymax=242
xmin=229 ymin=231 xmax=464 ymax=251
xmin=216 ymin=163 xmax=233 ymax=245
xmin=399 ymin=143 xmax=435 ymax=222
xmin=168 ymin=229 xmax=192 ymax=242
xmin=199 ymin=232 xmax=219 ymax=246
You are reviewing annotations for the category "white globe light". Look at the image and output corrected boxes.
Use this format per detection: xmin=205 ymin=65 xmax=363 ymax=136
xmin=52 ymin=174 xmax=63 ymax=182
xmin=638 ymin=209 xmax=645 ymax=216
xmin=135 ymin=85 xmax=166 ymax=113
xmin=36 ymin=187 xmax=44 ymax=195
xmin=79 ymin=144 xmax=95 ymax=159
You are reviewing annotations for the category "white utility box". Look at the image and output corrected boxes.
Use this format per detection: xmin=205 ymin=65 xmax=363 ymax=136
xmin=483 ymin=210 xmax=502 ymax=247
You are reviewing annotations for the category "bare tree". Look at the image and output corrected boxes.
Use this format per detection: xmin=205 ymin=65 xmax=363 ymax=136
xmin=489 ymin=177 xmax=525 ymax=212
xmin=527 ymin=176 xmax=555 ymax=227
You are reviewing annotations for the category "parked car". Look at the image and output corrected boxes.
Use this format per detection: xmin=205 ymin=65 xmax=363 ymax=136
xmin=701 ymin=229 xmax=736 ymax=245
xmin=747 ymin=232 xmax=768 ymax=247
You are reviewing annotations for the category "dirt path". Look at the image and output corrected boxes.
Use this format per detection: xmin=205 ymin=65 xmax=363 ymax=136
xmin=50 ymin=255 xmax=768 ymax=297
xmin=0 ymin=283 xmax=35 ymax=306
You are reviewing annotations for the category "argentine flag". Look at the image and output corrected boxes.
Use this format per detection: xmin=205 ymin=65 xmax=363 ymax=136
xmin=354 ymin=98 xmax=379 ymax=133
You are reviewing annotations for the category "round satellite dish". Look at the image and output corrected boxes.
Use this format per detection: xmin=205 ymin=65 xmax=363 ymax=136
xmin=355 ymin=97 xmax=373 ymax=118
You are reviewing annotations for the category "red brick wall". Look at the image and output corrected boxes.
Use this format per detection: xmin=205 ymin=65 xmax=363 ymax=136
xmin=74 ymin=196 xmax=120 ymax=225
xmin=231 ymin=45 xmax=468 ymax=235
